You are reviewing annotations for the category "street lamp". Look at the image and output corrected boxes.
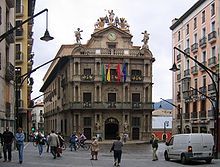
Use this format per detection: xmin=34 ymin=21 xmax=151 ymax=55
xmin=160 ymin=98 xmax=183 ymax=134
xmin=170 ymin=46 xmax=219 ymax=158
xmin=0 ymin=9 xmax=53 ymax=42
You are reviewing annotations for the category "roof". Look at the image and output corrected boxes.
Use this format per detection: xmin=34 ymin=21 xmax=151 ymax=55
xmin=170 ymin=0 xmax=206 ymax=30
xmin=40 ymin=56 xmax=70 ymax=92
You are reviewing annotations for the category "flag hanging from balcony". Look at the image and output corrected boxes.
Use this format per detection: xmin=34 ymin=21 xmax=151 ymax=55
xmin=101 ymin=63 xmax=106 ymax=83
xmin=106 ymin=64 xmax=111 ymax=81
xmin=122 ymin=63 xmax=127 ymax=82
xmin=116 ymin=63 xmax=121 ymax=83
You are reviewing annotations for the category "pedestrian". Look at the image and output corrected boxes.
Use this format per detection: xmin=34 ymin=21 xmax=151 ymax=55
xmin=56 ymin=132 xmax=65 ymax=157
xmin=110 ymin=136 xmax=123 ymax=167
xmin=46 ymin=133 xmax=50 ymax=152
xmin=36 ymin=131 xmax=46 ymax=156
xmin=150 ymin=135 xmax=158 ymax=161
xmin=78 ymin=132 xmax=87 ymax=145
xmin=0 ymin=132 xmax=3 ymax=159
xmin=69 ymin=133 xmax=77 ymax=151
xmin=48 ymin=130 xmax=60 ymax=159
xmin=15 ymin=127 xmax=25 ymax=164
xmin=90 ymin=136 xmax=99 ymax=160
xmin=2 ymin=127 xmax=14 ymax=162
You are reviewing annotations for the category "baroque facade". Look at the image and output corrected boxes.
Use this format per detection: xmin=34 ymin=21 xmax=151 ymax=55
xmin=170 ymin=0 xmax=219 ymax=146
xmin=41 ymin=11 xmax=155 ymax=141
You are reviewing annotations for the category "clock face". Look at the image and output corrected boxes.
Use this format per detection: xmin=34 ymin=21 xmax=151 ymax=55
xmin=108 ymin=32 xmax=117 ymax=41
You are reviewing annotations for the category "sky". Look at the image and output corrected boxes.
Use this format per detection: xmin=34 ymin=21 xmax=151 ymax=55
xmin=32 ymin=0 xmax=198 ymax=103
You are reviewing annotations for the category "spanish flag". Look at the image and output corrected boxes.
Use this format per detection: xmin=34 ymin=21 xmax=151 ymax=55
xmin=106 ymin=64 xmax=111 ymax=81
xmin=116 ymin=63 xmax=121 ymax=83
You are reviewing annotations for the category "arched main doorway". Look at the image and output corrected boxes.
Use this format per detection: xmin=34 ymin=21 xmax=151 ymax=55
xmin=105 ymin=117 xmax=119 ymax=140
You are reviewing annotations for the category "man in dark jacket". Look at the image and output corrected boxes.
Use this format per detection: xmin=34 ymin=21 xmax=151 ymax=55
xmin=2 ymin=127 xmax=14 ymax=162
xmin=150 ymin=135 xmax=158 ymax=161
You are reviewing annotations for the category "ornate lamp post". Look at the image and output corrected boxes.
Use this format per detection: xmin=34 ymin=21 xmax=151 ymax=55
xmin=170 ymin=46 xmax=219 ymax=158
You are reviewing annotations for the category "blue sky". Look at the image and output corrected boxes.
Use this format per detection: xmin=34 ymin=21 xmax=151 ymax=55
xmin=32 ymin=0 xmax=198 ymax=102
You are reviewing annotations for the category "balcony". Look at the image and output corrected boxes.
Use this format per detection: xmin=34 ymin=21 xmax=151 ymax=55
xmin=191 ymin=65 xmax=198 ymax=75
xmin=15 ymin=51 xmax=23 ymax=63
xmin=5 ymin=62 xmax=15 ymax=82
xmin=6 ymin=23 xmax=15 ymax=44
xmin=191 ymin=43 xmax=198 ymax=53
xmin=131 ymin=75 xmax=143 ymax=82
xmin=191 ymin=112 xmax=198 ymax=119
xmin=6 ymin=0 xmax=14 ymax=8
xmin=176 ymin=53 xmax=181 ymax=62
xmin=177 ymin=73 xmax=181 ymax=81
xmin=208 ymin=31 xmax=217 ymax=43
xmin=199 ymin=110 xmax=206 ymax=119
xmin=199 ymin=86 xmax=207 ymax=95
xmin=192 ymin=89 xmax=198 ymax=99
xmin=67 ymin=102 xmax=153 ymax=110
xmin=199 ymin=37 xmax=207 ymax=48
xmin=184 ymin=69 xmax=190 ymax=77
xmin=208 ymin=56 xmax=217 ymax=67
xmin=81 ymin=74 xmax=95 ymax=82
xmin=184 ymin=47 xmax=190 ymax=54
xmin=83 ymin=101 xmax=92 ymax=108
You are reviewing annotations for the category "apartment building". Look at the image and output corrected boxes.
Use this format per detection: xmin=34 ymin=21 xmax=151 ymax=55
xmin=170 ymin=0 xmax=219 ymax=145
xmin=0 ymin=0 xmax=15 ymax=133
xmin=40 ymin=12 xmax=155 ymax=141
xmin=31 ymin=100 xmax=44 ymax=132
xmin=15 ymin=0 xmax=36 ymax=136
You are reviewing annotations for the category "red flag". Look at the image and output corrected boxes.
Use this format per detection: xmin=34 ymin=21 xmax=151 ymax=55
xmin=116 ymin=64 xmax=121 ymax=83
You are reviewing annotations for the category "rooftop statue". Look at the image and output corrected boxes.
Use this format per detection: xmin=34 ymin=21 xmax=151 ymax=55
xmin=108 ymin=10 xmax=115 ymax=25
xmin=74 ymin=28 xmax=83 ymax=44
xmin=141 ymin=30 xmax=150 ymax=49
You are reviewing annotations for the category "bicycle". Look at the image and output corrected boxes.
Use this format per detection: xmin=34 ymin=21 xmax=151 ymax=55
xmin=75 ymin=141 xmax=90 ymax=151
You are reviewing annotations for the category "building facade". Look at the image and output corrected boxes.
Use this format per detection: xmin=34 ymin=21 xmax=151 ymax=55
xmin=0 ymin=0 xmax=15 ymax=133
xmin=170 ymin=0 xmax=219 ymax=150
xmin=41 ymin=12 xmax=155 ymax=141
xmin=31 ymin=100 xmax=44 ymax=132
xmin=15 ymin=0 xmax=36 ymax=136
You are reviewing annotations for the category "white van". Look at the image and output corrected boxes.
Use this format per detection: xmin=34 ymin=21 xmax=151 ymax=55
xmin=164 ymin=133 xmax=214 ymax=164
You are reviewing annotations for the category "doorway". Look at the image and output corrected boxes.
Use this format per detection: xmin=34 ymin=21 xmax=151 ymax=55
xmin=105 ymin=117 xmax=119 ymax=140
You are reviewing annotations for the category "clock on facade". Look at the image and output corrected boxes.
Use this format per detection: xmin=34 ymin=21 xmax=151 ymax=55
xmin=108 ymin=32 xmax=117 ymax=41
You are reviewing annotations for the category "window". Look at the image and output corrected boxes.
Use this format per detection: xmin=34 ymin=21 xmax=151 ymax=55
xmin=186 ymin=24 xmax=189 ymax=35
xmin=194 ymin=33 xmax=197 ymax=43
xmin=186 ymin=38 xmax=190 ymax=48
xmin=83 ymin=93 xmax=91 ymax=102
xmin=84 ymin=117 xmax=92 ymax=126
xmin=108 ymin=44 xmax=116 ymax=49
xmin=202 ymin=51 xmax=206 ymax=62
xmin=203 ymin=75 xmax=206 ymax=87
xmin=202 ymin=27 xmax=206 ymax=37
xmin=0 ymin=53 xmax=1 ymax=70
xmin=132 ymin=117 xmax=140 ymax=126
xmin=211 ymin=21 xmax=215 ymax=31
xmin=211 ymin=3 xmax=215 ymax=16
xmin=194 ymin=17 xmax=197 ymax=29
xmin=84 ymin=68 xmax=91 ymax=75
xmin=131 ymin=70 xmax=142 ymax=76
xmin=16 ymin=44 xmax=22 ymax=60
xmin=108 ymin=93 xmax=116 ymax=102
xmin=178 ymin=31 xmax=181 ymax=41
xmin=202 ymin=10 xmax=205 ymax=23
xmin=211 ymin=46 xmax=216 ymax=57
xmin=0 ymin=7 xmax=2 ymax=25
xmin=132 ymin=93 xmax=140 ymax=102
xmin=194 ymin=79 xmax=198 ymax=89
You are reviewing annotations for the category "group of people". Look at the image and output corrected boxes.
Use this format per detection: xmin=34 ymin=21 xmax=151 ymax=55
xmin=0 ymin=127 xmax=25 ymax=164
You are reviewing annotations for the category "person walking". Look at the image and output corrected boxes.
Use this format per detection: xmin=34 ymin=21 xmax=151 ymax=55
xmin=69 ymin=133 xmax=77 ymax=151
xmin=150 ymin=135 xmax=158 ymax=161
xmin=2 ymin=127 xmax=14 ymax=162
xmin=110 ymin=136 xmax=123 ymax=167
xmin=46 ymin=133 xmax=50 ymax=153
xmin=90 ymin=136 xmax=99 ymax=160
xmin=15 ymin=127 xmax=25 ymax=164
xmin=36 ymin=132 xmax=46 ymax=156
xmin=48 ymin=130 xmax=59 ymax=159
xmin=57 ymin=132 xmax=65 ymax=157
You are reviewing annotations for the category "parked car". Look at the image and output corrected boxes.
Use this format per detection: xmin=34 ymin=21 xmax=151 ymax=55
xmin=164 ymin=133 xmax=214 ymax=164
